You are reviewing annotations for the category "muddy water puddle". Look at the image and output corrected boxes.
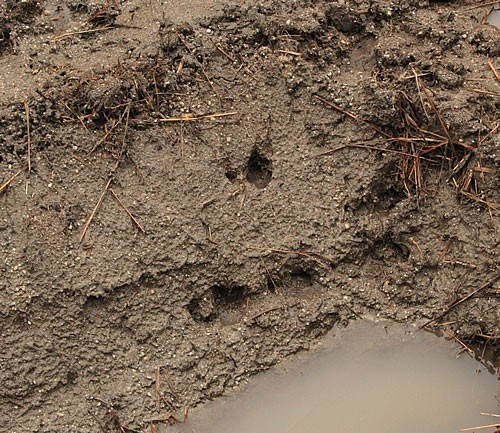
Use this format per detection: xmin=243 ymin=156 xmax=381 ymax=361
xmin=489 ymin=6 xmax=500 ymax=29
xmin=170 ymin=321 xmax=498 ymax=433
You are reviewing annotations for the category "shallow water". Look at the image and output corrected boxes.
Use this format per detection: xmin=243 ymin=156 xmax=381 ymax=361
xmin=173 ymin=321 xmax=499 ymax=433
xmin=489 ymin=7 xmax=500 ymax=29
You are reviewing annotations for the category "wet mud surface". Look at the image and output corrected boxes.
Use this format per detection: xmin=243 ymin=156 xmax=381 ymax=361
xmin=0 ymin=0 xmax=499 ymax=432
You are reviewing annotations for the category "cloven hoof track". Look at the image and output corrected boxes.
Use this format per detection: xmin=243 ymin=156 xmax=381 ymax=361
xmin=246 ymin=147 xmax=273 ymax=188
xmin=188 ymin=284 xmax=250 ymax=322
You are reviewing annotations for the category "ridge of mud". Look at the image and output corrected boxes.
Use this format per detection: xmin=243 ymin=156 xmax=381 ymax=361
xmin=0 ymin=1 xmax=498 ymax=432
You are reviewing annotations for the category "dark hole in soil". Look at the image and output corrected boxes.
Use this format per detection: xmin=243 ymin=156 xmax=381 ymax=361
xmin=212 ymin=284 xmax=246 ymax=305
xmin=187 ymin=297 xmax=215 ymax=322
xmin=246 ymin=148 xmax=272 ymax=188
xmin=6 ymin=0 xmax=43 ymax=24
xmin=266 ymin=276 xmax=278 ymax=292
xmin=289 ymin=267 xmax=314 ymax=283
xmin=225 ymin=168 xmax=238 ymax=182
xmin=326 ymin=5 xmax=364 ymax=34
xmin=371 ymin=181 xmax=406 ymax=211
xmin=0 ymin=25 xmax=11 ymax=55
xmin=372 ymin=232 xmax=410 ymax=262
xmin=68 ymin=2 xmax=90 ymax=13
xmin=382 ymin=185 xmax=406 ymax=209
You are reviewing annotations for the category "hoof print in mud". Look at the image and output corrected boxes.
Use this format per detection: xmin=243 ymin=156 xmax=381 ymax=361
xmin=212 ymin=284 xmax=247 ymax=305
xmin=288 ymin=266 xmax=314 ymax=286
xmin=188 ymin=284 xmax=248 ymax=322
xmin=371 ymin=236 xmax=411 ymax=263
xmin=246 ymin=147 xmax=272 ymax=189
xmin=5 ymin=0 xmax=43 ymax=24
xmin=224 ymin=167 xmax=238 ymax=183
xmin=0 ymin=22 xmax=11 ymax=55
xmin=326 ymin=4 xmax=365 ymax=34
xmin=278 ymin=257 xmax=319 ymax=290
xmin=370 ymin=182 xmax=406 ymax=211
xmin=348 ymin=163 xmax=406 ymax=215
xmin=187 ymin=295 xmax=215 ymax=322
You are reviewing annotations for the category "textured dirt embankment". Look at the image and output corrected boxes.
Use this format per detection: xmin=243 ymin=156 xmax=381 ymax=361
xmin=0 ymin=0 xmax=498 ymax=432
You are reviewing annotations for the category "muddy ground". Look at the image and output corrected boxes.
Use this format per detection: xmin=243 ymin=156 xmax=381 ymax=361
xmin=0 ymin=0 xmax=499 ymax=432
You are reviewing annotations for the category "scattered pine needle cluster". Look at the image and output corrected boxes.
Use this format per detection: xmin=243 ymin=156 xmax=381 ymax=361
xmin=315 ymin=65 xmax=499 ymax=212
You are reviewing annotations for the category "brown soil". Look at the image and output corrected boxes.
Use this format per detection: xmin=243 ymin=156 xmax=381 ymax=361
xmin=0 ymin=0 xmax=499 ymax=432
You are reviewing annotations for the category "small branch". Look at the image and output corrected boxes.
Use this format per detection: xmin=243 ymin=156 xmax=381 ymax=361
xmin=53 ymin=26 xmax=114 ymax=41
xmin=24 ymin=101 xmax=31 ymax=173
xmin=0 ymin=168 xmax=24 ymax=194
xmin=487 ymin=61 xmax=500 ymax=82
xmin=79 ymin=178 xmax=112 ymax=243
xmin=464 ymin=1 xmax=500 ymax=11
xmin=109 ymin=188 xmax=145 ymax=233
xmin=418 ymin=78 xmax=453 ymax=146
xmin=156 ymin=111 xmax=238 ymax=123
xmin=421 ymin=273 xmax=500 ymax=329
xmin=460 ymin=424 xmax=500 ymax=431
xmin=177 ymin=32 xmax=219 ymax=98
xmin=155 ymin=367 xmax=161 ymax=411
xmin=313 ymin=94 xmax=392 ymax=138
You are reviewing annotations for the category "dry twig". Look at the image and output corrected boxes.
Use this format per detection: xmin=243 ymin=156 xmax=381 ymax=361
xmin=84 ymin=0 xmax=114 ymax=25
xmin=313 ymin=94 xmax=391 ymax=138
xmin=460 ymin=424 xmax=500 ymax=431
xmin=418 ymin=78 xmax=453 ymax=147
xmin=109 ymin=188 xmax=145 ymax=233
xmin=177 ymin=32 xmax=219 ymax=99
xmin=24 ymin=101 xmax=31 ymax=172
xmin=0 ymin=168 xmax=24 ymax=194
xmin=248 ymin=245 xmax=334 ymax=267
xmin=155 ymin=367 xmax=161 ymax=411
xmin=156 ymin=111 xmax=238 ymax=123
xmin=488 ymin=61 xmax=500 ymax=81
xmin=215 ymin=44 xmax=237 ymax=62
xmin=479 ymin=122 xmax=499 ymax=145
xmin=466 ymin=88 xmax=500 ymax=97
xmin=421 ymin=272 xmax=500 ymax=329
xmin=276 ymin=49 xmax=302 ymax=56
xmin=79 ymin=178 xmax=112 ymax=243
xmin=53 ymin=26 xmax=114 ymax=41
xmin=445 ymin=330 xmax=474 ymax=355
xmin=464 ymin=1 xmax=500 ymax=11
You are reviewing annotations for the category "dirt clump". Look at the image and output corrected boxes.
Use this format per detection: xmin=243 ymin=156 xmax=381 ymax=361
xmin=0 ymin=0 xmax=498 ymax=432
